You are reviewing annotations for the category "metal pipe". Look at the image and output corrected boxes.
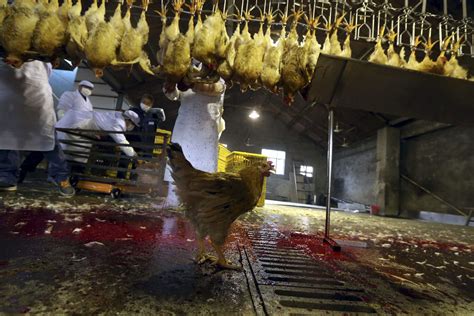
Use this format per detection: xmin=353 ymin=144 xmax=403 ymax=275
xmin=401 ymin=174 xmax=467 ymax=217
xmin=462 ymin=0 xmax=467 ymax=19
xmin=115 ymin=93 xmax=124 ymax=111
xmin=421 ymin=0 xmax=426 ymax=13
xmin=443 ymin=0 xmax=447 ymax=15
xmin=325 ymin=109 xmax=334 ymax=238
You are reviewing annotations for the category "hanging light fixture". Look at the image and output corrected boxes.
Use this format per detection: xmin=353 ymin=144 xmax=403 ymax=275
xmin=341 ymin=138 xmax=350 ymax=148
xmin=249 ymin=109 xmax=260 ymax=120
xmin=334 ymin=121 xmax=343 ymax=133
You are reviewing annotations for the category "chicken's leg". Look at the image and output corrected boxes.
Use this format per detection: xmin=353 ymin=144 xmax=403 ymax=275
xmin=210 ymin=241 xmax=242 ymax=270
xmin=195 ymin=238 xmax=217 ymax=264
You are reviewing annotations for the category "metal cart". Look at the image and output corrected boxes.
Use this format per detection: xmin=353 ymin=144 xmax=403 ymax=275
xmin=56 ymin=127 xmax=170 ymax=198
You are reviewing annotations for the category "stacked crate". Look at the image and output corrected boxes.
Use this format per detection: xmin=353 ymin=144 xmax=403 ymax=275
xmin=218 ymin=144 xmax=231 ymax=172
xmin=153 ymin=129 xmax=172 ymax=155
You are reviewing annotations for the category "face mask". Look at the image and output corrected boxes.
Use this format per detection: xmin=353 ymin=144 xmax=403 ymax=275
xmin=81 ymin=87 xmax=92 ymax=97
xmin=140 ymin=103 xmax=151 ymax=112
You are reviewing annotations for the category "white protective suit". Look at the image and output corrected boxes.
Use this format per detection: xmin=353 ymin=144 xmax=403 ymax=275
xmin=163 ymin=79 xmax=226 ymax=206
xmin=56 ymin=110 xmax=136 ymax=162
xmin=0 ymin=61 xmax=55 ymax=151
xmin=57 ymin=90 xmax=93 ymax=119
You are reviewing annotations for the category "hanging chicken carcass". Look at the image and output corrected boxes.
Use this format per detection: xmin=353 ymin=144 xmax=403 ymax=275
xmin=233 ymin=9 xmax=268 ymax=91
xmin=158 ymin=0 xmax=192 ymax=83
xmin=385 ymin=29 xmax=404 ymax=67
xmin=217 ymin=12 xmax=242 ymax=83
xmin=339 ymin=18 xmax=356 ymax=58
xmin=115 ymin=0 xmax=154 ymax=75
xmin=280 ymin=10 xmax=306 ymax=104
xmin=368 ymin=26 xmax=388 ymax=65
xmin=1 ymin=0 xmax=40 ymax=67
xmin=84 ymin=5 xmax=121 ymax=77
xmin=31 ymin=0 xmax=68 ymax=66
xmin=260 ymin=9 xmax=287 ymax=93
xmin=192 ymin=1 xmax=228 ymax=70
xmin=444 ymin=37 xmax=468 ymax=80
xmin=301 ymin=16 xmax=321 ymax=83
xmin=65 ymin=0 xmax=88 ymax=67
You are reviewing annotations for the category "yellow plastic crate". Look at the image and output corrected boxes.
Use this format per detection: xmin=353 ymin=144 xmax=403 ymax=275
xmin=226 ymin=151 xmax=268 ymax=207
xmin=217 ymin=144 xmax=231 ymax=172
xmin=153 ymin=129 xmax=172 ymax=155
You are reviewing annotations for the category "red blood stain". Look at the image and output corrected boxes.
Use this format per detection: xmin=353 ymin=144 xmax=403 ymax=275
xmin=0 ymin=208 xmax=196 ymax=248
xmin=277 ymin=231 xmax=353 ymax=261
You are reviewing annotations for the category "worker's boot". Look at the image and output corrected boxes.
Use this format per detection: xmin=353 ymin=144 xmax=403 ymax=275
xmin=0 ymin=183 xmax=17 ymax=191
xmin=17 ymin=168 xmax=27 ymax=184
xmin=57 ymin=179 xmax=76 ymax=197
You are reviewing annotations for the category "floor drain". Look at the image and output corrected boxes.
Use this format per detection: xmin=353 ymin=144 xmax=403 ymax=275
xmin=243 ymin=227 xmax=379 ymax=315
xmin=279 ymin=300 xmax=377 ymax=314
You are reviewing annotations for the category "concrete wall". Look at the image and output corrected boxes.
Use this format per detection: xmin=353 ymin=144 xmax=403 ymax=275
xmin=220 ymin=106 xmax=327 ymax=202
xmin=400 ymin=126 xmax=474 ymax=215
xmin=332 ymin=124 xmax=474 ymax=216
xmin=332 ymin=137 xmax=377 ymax=205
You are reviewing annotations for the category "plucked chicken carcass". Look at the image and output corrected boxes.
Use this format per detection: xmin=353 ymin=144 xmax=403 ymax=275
xmin=0 ymin=0 xmax=10 ymax=44
xmin=84 ymin=6 xmax=121 ymax=76
xmin=167 ymin=143 xmax=274 ymax=270
xmin=1 ymin=0 xmax=40 ymax=67
xmin=415 ymin=36 xmax=449 ymax=75
xmin=339 ymin=18 xmax=356 ymax=58
xmin=85 ymin=0 xmax=105 ymax=33
xmin=385 ymin=29 xmax=404 ymax=67
xmin=160 ymin=0 xmax=191 ymax=83
xmin=280 ymin=10 xmax=306 ymax=104
xmin=321 ymin=21 xmax=332 ymax=55
xmin=31 ymin=0 xmax=67 ymax=66
xmin=116 ymin=0 xmax=154 ymax=75
xmin=298 ymin=15 xmax=321 ymax=84
xmin=405 ymin=36 xmax=421 ymax=70
xmin=109 ymin=1 xmax=126 ymax=42
xmin=65 ymin=0 xmax=88 ymax=67
xmin=192 ymin=2 xmax=227 ymax=69
xmin=329 ymin=15 xmax=345 ymax=56
xmin=217 ymin=12 xmax=242 ymax=83
xmin=233 ymin=10 xmax=267 ymax=91
xmin=444 ymin=37 xmax=468 ymax=80
xmin=260 ymin=10 xmax=287 ymax=93
xmin=368 ymin=26 xmax=388 ymax=65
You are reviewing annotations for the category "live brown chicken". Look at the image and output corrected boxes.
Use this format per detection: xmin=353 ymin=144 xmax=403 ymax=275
xmin=167 ymin=143 xmax=274 ymax=270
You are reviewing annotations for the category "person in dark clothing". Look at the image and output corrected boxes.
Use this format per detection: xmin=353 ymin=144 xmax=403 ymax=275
xmin=128 ymin=94 xmax=166 ymax=157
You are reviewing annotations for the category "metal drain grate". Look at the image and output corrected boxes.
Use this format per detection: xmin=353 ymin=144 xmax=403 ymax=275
xmin=242 ymin=229 xmax=378 ymax=315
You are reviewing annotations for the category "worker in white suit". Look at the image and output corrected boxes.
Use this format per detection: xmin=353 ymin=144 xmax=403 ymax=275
xmin=0 ymin=61 xmax=75 ymax=196
xmin=18 ymin=80 xmax=97 ymax=182
xmin=57 ymin=80 xmax=95 ymax=119
xmin=56 ymin=110 xmax=139 ymax=163
xmin=163 ymin=75 xmax=226 ymax=207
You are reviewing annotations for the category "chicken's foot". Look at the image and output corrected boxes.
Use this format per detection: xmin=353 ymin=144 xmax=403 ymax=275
xmin=210 ymin=241 xmax=242 ymax=270
xmin=194 ymin=238 xmax=217 ymax=264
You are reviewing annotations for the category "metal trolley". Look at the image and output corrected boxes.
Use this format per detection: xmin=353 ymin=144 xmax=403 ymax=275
xmin=56 ymin=127 xmax=170 ymax=198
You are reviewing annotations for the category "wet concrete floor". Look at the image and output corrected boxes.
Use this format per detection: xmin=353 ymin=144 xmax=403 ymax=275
xmin=0 ymin=181 xmax=473 ymax=315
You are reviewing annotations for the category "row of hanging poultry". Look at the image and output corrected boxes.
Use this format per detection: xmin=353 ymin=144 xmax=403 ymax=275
xmin=0 ymin=0 xmax=472 ymax=104
xmin=0 ymin=0 xmax=152 ymax=76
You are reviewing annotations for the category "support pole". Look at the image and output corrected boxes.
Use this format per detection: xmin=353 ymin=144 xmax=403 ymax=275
xmin=323 ymin=108 xmax=341 ymax=252
xmin=115 ymin=93 xmax=124 ymax=111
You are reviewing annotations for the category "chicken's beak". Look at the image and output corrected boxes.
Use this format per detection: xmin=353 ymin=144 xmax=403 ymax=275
xmin=269 ymin=162 xmax=276 ymax=174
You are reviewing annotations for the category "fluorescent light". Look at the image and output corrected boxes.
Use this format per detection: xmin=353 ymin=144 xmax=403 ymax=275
xmin=249 ymin=110 xmax=260 ymax=120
